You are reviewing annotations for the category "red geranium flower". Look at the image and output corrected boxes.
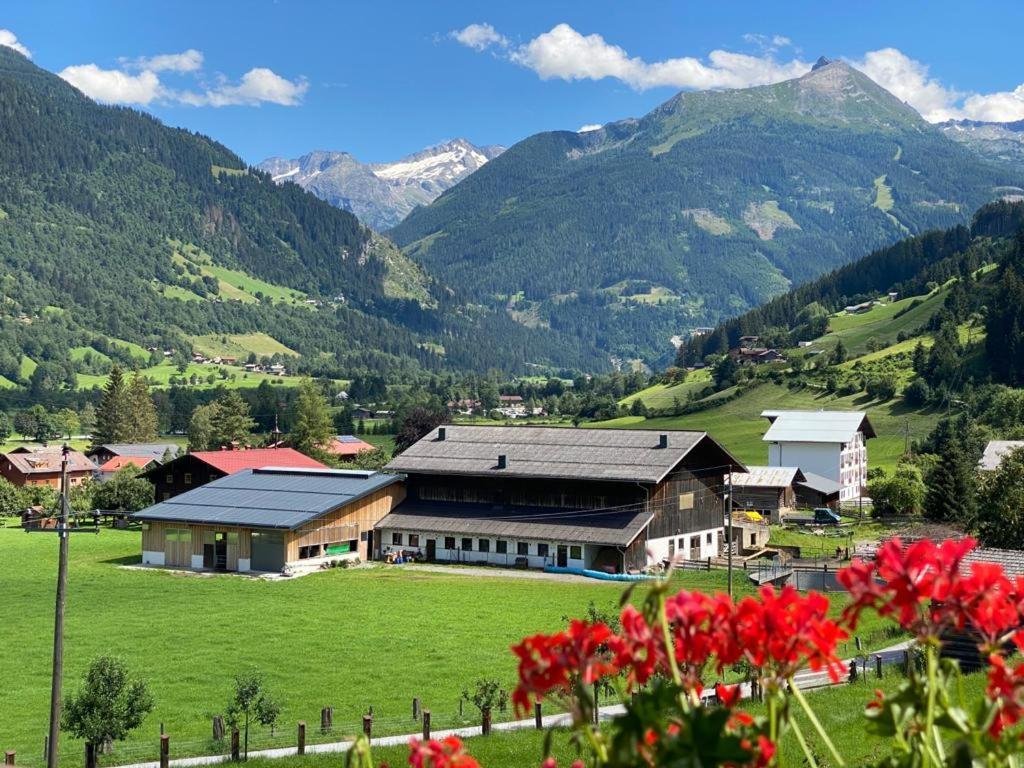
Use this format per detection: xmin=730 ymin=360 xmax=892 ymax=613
xmin=408 ymin=737 xmax=479 ymax=768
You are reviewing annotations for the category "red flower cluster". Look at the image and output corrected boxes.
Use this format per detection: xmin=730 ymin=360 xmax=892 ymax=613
xmin=512 ymin=584 xmax=847 ymax=713
xmin=986 ymin=633 xmax=1024 ymax=738
xmin=408 ymin=736 xmax=479 ymax=768
xmin=838 ymin=537 xmax=1024 ymax=647
xmin=511 ymin=619 xmax=621 ymax=714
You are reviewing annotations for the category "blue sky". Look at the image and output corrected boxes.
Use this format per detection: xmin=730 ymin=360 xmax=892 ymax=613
xmin=2 ymin=1 xmax=1023 ymax=164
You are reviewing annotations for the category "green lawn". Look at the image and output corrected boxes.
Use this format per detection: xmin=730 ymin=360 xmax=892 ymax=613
xmin=76 ymin=362 xmax=305 ymax=391
xmin=190 ymin=333 xmax=299 ymax=359
xmin=815 ymin=287 xmax=946 ymax=358
xmin=0 ymin=526 xmax=897 ymax=767
xmin=590 ymin=382 xmax=941 ymax=474
xmin=20 ymin=354 xmax=37 ymax=379
xmin=620 ymin=370 xmax=713 ymax=409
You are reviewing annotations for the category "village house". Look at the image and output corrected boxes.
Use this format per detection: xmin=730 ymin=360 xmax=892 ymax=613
xmin=96 ymin=455 xmax=159 ymax=481
xmin=843 ymin=301 xmax=875 ymax=314
xmin=375 ymin=425 xmax=744 ymax=573
xmin=729 ymin=335 xmax=786 ymax=366
xmin=729 ymin=466 xmax=806 ymax=524
xmin=324 ymin=435 xmax=376 ymax=459
xmin=761 ymin=410 xmax=875 ymax=502
xmin=86 ymin=442 xmax=180 ymax=467
xmin=135 ymin=467 xmax=404 ymax=572
xmin=978 ymin=440 xmax=1024 ymax=471
xmin=0 ymin=447 xmax=95 ymax=487
xmin=141 ymin=447 xmax=326 ymax=500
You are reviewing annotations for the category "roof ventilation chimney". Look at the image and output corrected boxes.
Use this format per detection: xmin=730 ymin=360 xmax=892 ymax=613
xmin=497 ymin=454 xmax=507 ymax=469
xmin=658 ymin=434 xmax=669 ymax=449
xmin=437 ymin=427 xmax=446 ymax=441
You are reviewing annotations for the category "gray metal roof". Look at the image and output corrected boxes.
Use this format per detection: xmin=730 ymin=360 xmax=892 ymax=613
xmin=979 ymin=440 xmax=1024 ymax=471
xmin=761 ymin=410 xmax=876 ymax=443
xmin=385 ymin=426 xmax=742 ymax=483
xmin=795 ymin=471 xmax=841 ymax=497
xmin=375 ymin=501 xmax=653 ymax=547
xmin=89 ymin=443 xmax=181 ymax=460
xmin=731 ymin=466 xmax=806 ymax=489
xmin=135 ymin=467 xmax=403 ymax=529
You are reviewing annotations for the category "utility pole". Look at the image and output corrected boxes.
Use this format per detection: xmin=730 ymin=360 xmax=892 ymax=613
xmin=47 ymin=445 xmax=71 ymax=768
xmin=726 ymin=468 xmax=734 ymax=598
xmin=26 ymin=444 xmax=97 ymax=768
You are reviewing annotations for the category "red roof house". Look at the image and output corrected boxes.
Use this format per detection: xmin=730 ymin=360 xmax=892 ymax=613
xmin=143 ymin=448 xmax=327 ymax=501
xmin=325 ymin=435 xmax=376 ymax=458
xmin=99 ymin=455 xmax=159 ymax=476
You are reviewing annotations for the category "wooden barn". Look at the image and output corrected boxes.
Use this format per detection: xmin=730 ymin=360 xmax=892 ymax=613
xmin=135 ymin=467 xmax=405 ymax=572
xmin=376 ymin=426 xmax=744 ymax=573
xmin=730 ymin=466 xmax=806 ymax=524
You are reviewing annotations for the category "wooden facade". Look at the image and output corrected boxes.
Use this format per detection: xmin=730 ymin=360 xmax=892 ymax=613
xmin=140 ymin=483 xmax=403 ymax=572
xmin=147 ymin=454 xmax=226 ymax=501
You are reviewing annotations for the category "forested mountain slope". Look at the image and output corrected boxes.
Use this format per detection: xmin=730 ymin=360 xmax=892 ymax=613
xmin=0 ymin=47 xmax=605 ymax=388
xmin=391 ymin=59 xmax=1017 ymax=367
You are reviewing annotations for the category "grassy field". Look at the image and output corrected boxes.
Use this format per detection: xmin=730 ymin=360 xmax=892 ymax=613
xmin=0 ymin=526 xmax=896 ymax=767
xmin=20 ymin=354 xmax=37 ymax=379
xmin=190 ymin=334 xmax=299 ymax=359
xmin=592 ymin=381 xmax=940 ymax=474
xmin=76 ymin=362 xmax=305 ymax=391
xmin=814 ymin=287 xmax=946 ymax=358
xmin=619 ymin=370 xmax=713 ymax=409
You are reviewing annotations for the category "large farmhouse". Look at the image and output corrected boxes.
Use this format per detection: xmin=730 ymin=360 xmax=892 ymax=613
xmin=761 ymin=410 xmax=875 ymax=502
xmin=135 ymin=467 xmax=404 ymax=572
xmin=376 ymin=426 xmax=744 ymax=573
xmin=0 ymin=447 xmax=95 ymax=487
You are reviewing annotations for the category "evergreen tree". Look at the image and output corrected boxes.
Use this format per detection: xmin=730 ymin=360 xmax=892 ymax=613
xmin=0 ymin=412 xmax=10 ymax=443
xmin=975 ymin=447 xmax=1024 ymax=548
xmin=289 ymin=380 xmax=333 ymax=455
xmin=923 ymin=416 xmax=980 ymax=525
xmin=985 ymin=232 xmax=1024 ymax=385
xmin=832 ymin=339 xmax=847 ymax=364
xmin=126 ymin=372 xmax=158 ymax=442
xmin=93 ymin=366 xmax=131 ymax=446
xmin=209 ymin=391 xmax=256 ymax=447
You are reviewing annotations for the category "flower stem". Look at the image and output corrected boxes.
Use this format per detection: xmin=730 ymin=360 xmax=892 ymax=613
xmin=923 ymin=643 xmax=945 ymax=765
xmin=787 ymin=716 xmax=819 ymax=768
xmin=788 ymin=678 xmax=845 ymax=767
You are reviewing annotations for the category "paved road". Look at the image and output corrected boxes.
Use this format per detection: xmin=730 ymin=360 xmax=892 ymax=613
xmin=111 ymin=641 xmax=912 ymax=768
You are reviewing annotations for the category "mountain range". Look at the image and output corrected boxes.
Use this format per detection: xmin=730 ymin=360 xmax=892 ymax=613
xmin=939 ymin=118 xmax=1024 ymax=176
xmin=258 ymin=139 xmax=504 ymax=230
xmin=389 ymin=57 xmax=1019 ymax=367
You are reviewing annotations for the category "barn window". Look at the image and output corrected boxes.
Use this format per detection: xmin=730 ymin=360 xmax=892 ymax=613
xmin=165 ymin=474 xmax=173 ymax=483
xmin=183 ymin=473 xmax=192 ymax=485
xmin=678 ymin=492 xmax=694 ymax=510
xmin=517 ymin=542 xmax=529 ymax=556
xmin=496 ymin=540 xmax=508 ymax=554
xmin=409 ymin=534 xmax=420 ymax=547
xmin=461 ymin=538 xmax=473 ymax=551
xmin=444 ymin=536 xmax=455 ymax=549
xmin=570 ymin=545 xmax=582 ymax=560
xmin=706 ymin=532 xmax=713 ymax=544
xmin=392 ymin=532 xmax=403 ymax=545
xmin=537 ymin=543 xmax=550 ymax=557
xmin=478 ymin=539 xmax=490 ymax=553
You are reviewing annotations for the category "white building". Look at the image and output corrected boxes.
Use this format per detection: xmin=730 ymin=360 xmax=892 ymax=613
xmin=978 ymin=440 xmax=1024 ymax=471
xmin=760 ymin=410 xmax=876 ymax=502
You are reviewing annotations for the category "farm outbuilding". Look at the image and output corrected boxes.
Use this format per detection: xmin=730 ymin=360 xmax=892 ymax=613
xmin=135 ymin=467 xmax=405 ymax=572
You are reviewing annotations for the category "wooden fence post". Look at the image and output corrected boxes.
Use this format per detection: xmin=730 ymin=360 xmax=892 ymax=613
xmin=875 ymin=654 xmax=883 ymax=679
xmin=534 ymin=702 xmax=543 ymax=729
xmin=593 ymin=683 xmax=600 ymax=724
xmin=213 ymin=715 xmax=225 ymax=741
xmin=363 ymin=715 xmax=372 ymax=739
xmin=482 ymin=708 xmax=491 ymax=736
xmin=849 ymin=660 xmax=858 ymax=683
xmin=297 ymin=721 xmax=306 ymax=755
xmin=231 ymin=728 xmax=240 ymax=761
xmin=413 ymin=697 xmax=420 ymax=721
xmin=903 ymin=650 xmax=912 ymax=676
xmin=422 ymin=710 xmax=431 ymax=741
xmin=159 ymin=734 xmax=169 ymax=768
xmin=5 ymin=750 xmax=16 ymax=766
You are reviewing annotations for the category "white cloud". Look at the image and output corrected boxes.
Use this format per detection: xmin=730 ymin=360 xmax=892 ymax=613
xmin=123 ymin=49 xmax=203 ymax=73
xmin=58 ymin=49 xmax=307 ymax=109
xmin=577 ymin=123 xmax=602 ymax=132
xmin=182 ymin=68 xmax=309 ymax=107
xmin=850 ymin=48 xmax=1024 ymax=123
xmin=0 ymin=29 xmax=30 ymax=58
xmin=59 ymin=64 xmax=163 ymax=105
xmin=510 ymin=24 xmax=810 ymax=91
xmin=742 ymin=33 xmax=792 ymax=54
xmin=450 ymin=23 xmax=508 ymax=52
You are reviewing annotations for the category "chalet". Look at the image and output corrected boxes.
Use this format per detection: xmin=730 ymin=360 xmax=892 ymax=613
xmin=762 ymin=410 xmax=875 ymax=502
xmin=141 ymin=447 xmax=326 ymax=501
xmin=0 ymin=447 xmax=95 ymax=488
xmin=729 ymin=336 xmax=785 ymax=365
xmin=136 ymin=467 xmax=404 ymax=572
xmin=352 ymin=408 xmax=374 ymax=420
xmin=97 ymin=455 xmax=158 ymax=481
xmin=325 ymin=435 xmax=376 ymax=459
xmin=730 ymin=466 xmax=806 ymax=524
xmin=843 ymin=301 xmax=874 ymax=314
xmin=375 ymin=425 xmax=744 ymax=573
xmin=978 ymin=441 xmax=1024 ymax=471
xmin=87 ymin=442 xmax=180 ymax=467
